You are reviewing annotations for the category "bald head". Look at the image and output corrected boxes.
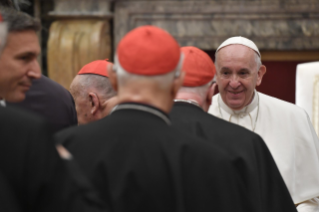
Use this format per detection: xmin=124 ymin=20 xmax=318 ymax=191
xmin=71 ymin=74 xmax=115 ymax=100
xmin=70 ymin=74 xmax=117 ymax=125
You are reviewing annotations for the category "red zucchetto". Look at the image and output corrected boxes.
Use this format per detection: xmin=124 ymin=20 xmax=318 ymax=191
xmin=78 ymin=60 xmax=112 ymax=77
xmin=181 ymin=46 xmax=216 ymax=87
xmin=117 ymin=25 xmax=181 ymax=76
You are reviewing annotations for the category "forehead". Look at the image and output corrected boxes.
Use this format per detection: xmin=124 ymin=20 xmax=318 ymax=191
xmin=217 ymin=44 xmax=257 ymax=69
xmin=5 ymin=30 xmax=40 ymax=54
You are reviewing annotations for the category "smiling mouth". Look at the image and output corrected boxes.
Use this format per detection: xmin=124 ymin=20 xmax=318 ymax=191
xmin=228 ymin=91 xmax=243 ymax=94
xmin=19 ymin=83 xmax=31 ymax=89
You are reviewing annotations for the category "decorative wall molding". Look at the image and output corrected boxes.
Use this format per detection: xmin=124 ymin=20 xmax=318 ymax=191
xmin=49 ymin=0 xmax=113 ymax=18
xmin=114 ymin=0 xmax=319 ymax=50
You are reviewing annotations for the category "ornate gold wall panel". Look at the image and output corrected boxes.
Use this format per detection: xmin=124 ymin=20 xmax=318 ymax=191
xmin=115 ymin=0 xmax=319 ymax=50
xmin=47 ymin=20 xmax=111 ymax=90
xmin=313 ymin=75 xmax=319 ymax=136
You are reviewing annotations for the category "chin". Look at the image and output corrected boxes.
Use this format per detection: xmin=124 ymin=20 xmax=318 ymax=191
xmin=227 ymin=101 xmax=245 ymax=110
xmin=6 ymin=93 xmax=26 ymax=103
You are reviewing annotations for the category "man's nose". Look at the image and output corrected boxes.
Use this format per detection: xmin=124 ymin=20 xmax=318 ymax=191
xmin=27 ymin=60 xmax=41 ymax=79
xmin=229 ymin=77 xmax=241 ymax=89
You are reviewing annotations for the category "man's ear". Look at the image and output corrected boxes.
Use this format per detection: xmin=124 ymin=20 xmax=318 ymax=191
xmin=256 ymin=65 xmax=266 ymax=86
xmin=172 ymin=71 xmax=185 ymax=98
xmin=206 ymin=82 xmax=217 ymax=106
xmin=108 ymin=66 xmax=118 ymax=91
xmin=89 ymin=92 xmax=100 ymax=115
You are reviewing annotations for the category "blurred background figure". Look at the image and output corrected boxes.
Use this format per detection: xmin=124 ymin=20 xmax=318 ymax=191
xmin=296 ymin=62 xmax=319 ymax=136
xmin=7 ymin=75 xmax=78 ymax=133
xmin=70 ymin=59 xmax=117 ymax=125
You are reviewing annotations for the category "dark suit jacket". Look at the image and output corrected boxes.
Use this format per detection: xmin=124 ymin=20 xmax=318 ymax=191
xmin=0 ymin=171 xmax=21 ymax=212
xmin=56 ymin=103 xmax=252 ymax=212
xmin=170 ymin=102 xmax=297 ymax=212
xmin=0 ymin=106 xmax=105 ymax=212
xmin=7 ymin=75 xmax=77 ymax=133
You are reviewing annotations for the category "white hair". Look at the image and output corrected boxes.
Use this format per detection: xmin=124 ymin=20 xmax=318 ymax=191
xmin=113 ymin=53 xmax=184 ymax=90
xmin=0 ymin=22 xmax=8 ymax=53
xmin=179 ymin=79 xmax=214 ymax=99
xmin=71 ymin=74 xmax=116 ymax=100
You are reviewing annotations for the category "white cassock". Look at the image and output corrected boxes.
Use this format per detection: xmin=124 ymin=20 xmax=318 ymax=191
xmin=209 ymin=91 xmax=319 ymax=212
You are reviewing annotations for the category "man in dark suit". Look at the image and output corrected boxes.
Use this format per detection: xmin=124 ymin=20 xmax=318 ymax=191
xmin=0 ymin=106 xmax=105 ymax=212
xmin=56 ymin=26 xmax=254 ymax=212
xmin=8 ymin=75 xmax=78 ymax=133
xmin=0 ymin=7 xmax=105 ymax=212
xmin=170 ymin=46 xmax=297 ymax=212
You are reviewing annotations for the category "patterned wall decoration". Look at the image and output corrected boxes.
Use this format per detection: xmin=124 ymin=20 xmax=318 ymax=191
xmin=114 ymin=0 xmax=319 ymax=51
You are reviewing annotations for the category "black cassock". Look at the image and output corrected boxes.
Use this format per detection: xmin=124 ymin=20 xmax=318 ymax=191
xmin=57 ymin=103 xmax=253 ymax=212
xmin=0 ymin=171 xmax=20 ymax=212
xmin=0 ymin=106 xmax=105 ymax=212
xmin=170 ymin=102 xmax=297 ymax=212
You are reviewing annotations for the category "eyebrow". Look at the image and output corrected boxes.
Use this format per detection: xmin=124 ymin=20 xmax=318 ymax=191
xmin=238 ymin=68 xmax=250 ymax=72
xmin=15 ymin=51 xmax=39 ymax=58
xmin=219 ymin=67 xmax=251 ymax=72
xmin=220 ymin=67 xmax=231 ymax=72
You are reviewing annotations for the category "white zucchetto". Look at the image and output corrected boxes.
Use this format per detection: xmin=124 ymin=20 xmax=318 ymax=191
xmin=216 ymin=36 xmax=261 ymax=58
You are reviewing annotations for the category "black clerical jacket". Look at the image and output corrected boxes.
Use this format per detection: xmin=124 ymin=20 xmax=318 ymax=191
xmin=0 ymin=106 xmax=105 ymax=212
xmin=57 ymin=103 xmax=253 ymax=212
xmin=170 ymin=102 xmax=297 ymax=212
xmin=7 ymin=75 xmax=78 ymax=133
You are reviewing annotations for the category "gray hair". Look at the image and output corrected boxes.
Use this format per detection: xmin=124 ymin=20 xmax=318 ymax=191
xmin=215 ymin=48 xmax=261 ymax=71
xmin=71 ymin=74 xmax=116 ymax=101
xmin=0 ymin=7 xmax=40 ymax=33
xmin=0 ymin=22 xmax=7 ymax=52
xmin=179 ymin=79 xmax=214 ymax=100
xmin=114 ymin=54 xmax=184 ymax=90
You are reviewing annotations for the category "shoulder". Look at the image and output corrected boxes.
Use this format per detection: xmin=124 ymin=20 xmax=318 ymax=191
xmin=258 ymin=92 xmax=308 ymax=116
xmin=55 ymin=117 xmax=110 ymax=147
xmin=206 ymin=113 xmax=264 ymax=148
xmin=41 ymin=76 xmax=73 ymax=99
xmin=0 ymin=107 xmax=53 ymax=155
xmin=39 ymin=75 xmax=65 ymax=91
xmin=0 ymin=106 xmax=47 ymax=129
xmin=169 ymin=125 xmax=230 ymax=159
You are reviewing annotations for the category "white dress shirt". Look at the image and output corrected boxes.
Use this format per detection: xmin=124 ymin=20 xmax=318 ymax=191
xmin=0 ymin=99 xmax=5 ymax=107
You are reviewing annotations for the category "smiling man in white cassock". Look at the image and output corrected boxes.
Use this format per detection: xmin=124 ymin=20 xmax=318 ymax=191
xmin=209 ymin=36 xmax=319 ymax=212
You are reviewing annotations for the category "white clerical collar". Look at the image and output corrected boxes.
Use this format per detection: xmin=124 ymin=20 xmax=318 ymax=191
xmin=111 ymin=103 xmax=171 ymax=125
xmin=174 ymin=99 xmax=202 ymax=110
xmin=218 ymin=90 xmax=260 ymax=131
xmin=0 ymin=99 xmax=6 ymax=107
xmin=219 ymin=90 xmax=258 ymax=115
